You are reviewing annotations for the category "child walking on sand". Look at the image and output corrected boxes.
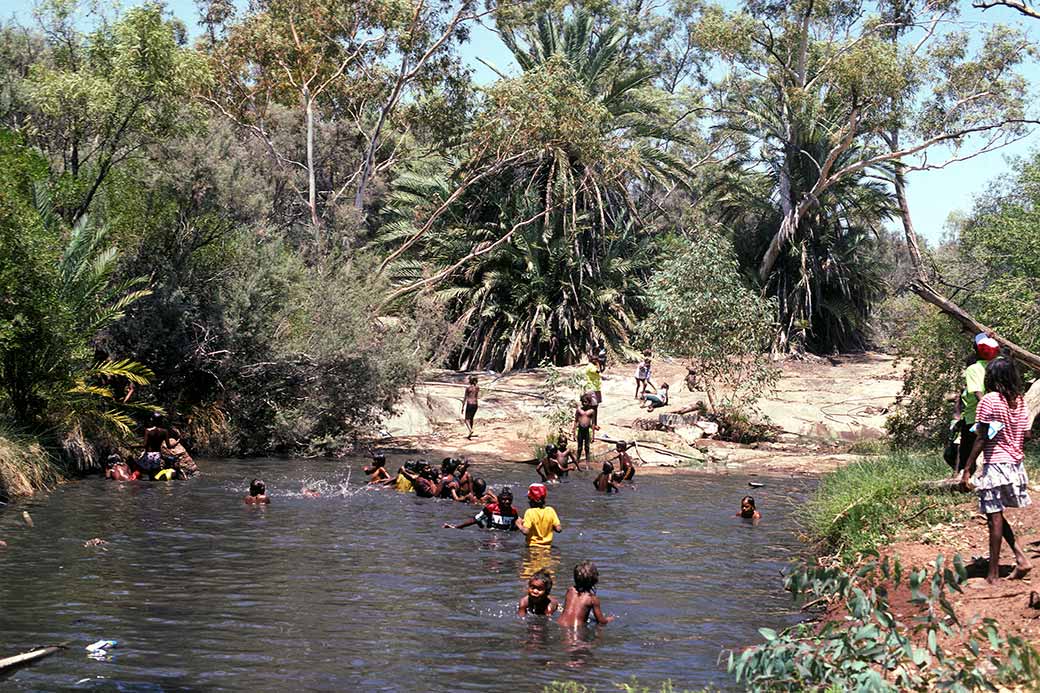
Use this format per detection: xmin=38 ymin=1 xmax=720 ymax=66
xmin=959 ymin=357 xmax=1033 ymax=584
xmin=634 ymin=351 xmax=655 ymax=400
xmin=517 ymin=484 xmax=562 ymax=547
xmin=518 ymin=569 xmax=559 ymax=616
xmin=557 ymin=561 xmax=613 ymax=627
xmin=462 ymin=376 xmax=480 ymax=439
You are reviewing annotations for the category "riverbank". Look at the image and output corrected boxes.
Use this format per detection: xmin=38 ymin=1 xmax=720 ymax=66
xmin=380 ymin=352 xmax=904 ymax=477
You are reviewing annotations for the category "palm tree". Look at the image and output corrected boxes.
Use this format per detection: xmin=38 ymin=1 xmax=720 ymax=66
xmin=378 ymin=8 xmax=690 ymax=369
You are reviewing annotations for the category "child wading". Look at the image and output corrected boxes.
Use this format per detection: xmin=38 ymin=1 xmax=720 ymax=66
xmin=517 ymin=484 xmax=562 ymax=547
xmin=244 ymin=479 xmax=269 ymax=504
xmin=593 ymin=462 xmax=620 ymax=493
xmin=518 ymin=569 xmax=559 ymax=616
xmin=462 ymin=375 xmax=479 ymax=439
xmin=960 ymin=357 xmax=1033 ymax=584
xmin=557 ymin=561 xmax=613 ymax=627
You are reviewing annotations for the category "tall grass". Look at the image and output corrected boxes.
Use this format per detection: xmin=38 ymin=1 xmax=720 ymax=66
xmin=799 ymin=451 xmax=966 ymax=562
xmin=0 ymin=428 xmax=59 ymax=500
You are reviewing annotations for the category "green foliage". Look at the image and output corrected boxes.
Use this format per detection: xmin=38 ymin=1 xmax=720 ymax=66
xmin=889 ymin=150 xmax=1040 ymax=446
xmin=730 ymin=554 xmax=1040 ymax=691
xmin=885 ymin=311 xmax=964 ymax=447
xmin=642 ymin=234 xmax=779 ymax=413
xmin=0 ymin=132 xmax=153 ymax=459
xmin=538 ymin=361 xmax=587 ymax=436
xmin=543 ymin=681 xmax=707 ymax=693
xmin=24 ymin=2 xmax=210 ymax=220
xmin=799 ymin=452 xmax=964 ymax=561
xmin=0 ymin=428 xmax=58 ymax=501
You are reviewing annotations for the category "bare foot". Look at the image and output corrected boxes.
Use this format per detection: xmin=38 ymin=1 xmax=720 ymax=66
xmin=1010 ymin=564 xmax=1032 ymax=580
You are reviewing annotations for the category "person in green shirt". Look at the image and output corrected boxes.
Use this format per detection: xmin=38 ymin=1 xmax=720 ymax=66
xmin=584 ymin=353 xmax=602 ymax=431
xmin=955 ymin=335 xmax=1000 ymax=472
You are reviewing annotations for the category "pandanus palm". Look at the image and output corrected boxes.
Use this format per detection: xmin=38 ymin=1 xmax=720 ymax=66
xmin=379 ymin=9 xmax=689 ymax=370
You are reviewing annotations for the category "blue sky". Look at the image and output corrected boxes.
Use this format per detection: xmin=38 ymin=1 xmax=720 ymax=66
xmin=6 ymin=0 xmax=1039 ymax=245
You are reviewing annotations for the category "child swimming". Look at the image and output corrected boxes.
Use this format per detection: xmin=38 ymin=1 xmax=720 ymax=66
xmin=517 ymin=484 xmax=562 ymax=547
xmin=518 ymin=569 xmax=559 ymax=616
xmin=556 ymin=560 xmax=613 ymax=627
xmin=364 ymin=454 xmax=391 ymax=484
xmin=244 ymin=479 xmax=270 ymax=504
xmin=593 ymin=462 xmax=620 ymax=493
xmin=444 ymin=487 xmax=518 ymax=530
xmin=737 ymin=495 xmax=761 ymax=522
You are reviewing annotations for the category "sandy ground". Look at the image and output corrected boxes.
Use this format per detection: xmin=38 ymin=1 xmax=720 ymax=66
xmin=380 ymin=352 xmax=904 ymax=476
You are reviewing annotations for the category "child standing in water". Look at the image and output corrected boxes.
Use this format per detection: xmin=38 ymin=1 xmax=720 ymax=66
xmin=462 ymin=375 xmax=480 ymax=439
xmin=593 ymin=462 xmax=620 ymax=493
xmin=612 ymin=441 xmax=636 ymax=483
xmin=518 ymin=569 xmax=559 ymax=616
xmin=557 ymin=561 xmax=613 ymax=627
xmin=573 ymin=394 xmax=596 ymax=470
xmin=244 ymin=479 xmax=270 ymax=504
xmin=364 ymin=454 xmax=391 ymax=484
xmin=517 ymin=484 xmax=562 ymax=547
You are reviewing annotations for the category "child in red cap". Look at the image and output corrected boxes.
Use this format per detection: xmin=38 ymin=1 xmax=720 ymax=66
xmin=517 ymin=483 xmax=562 ymax=547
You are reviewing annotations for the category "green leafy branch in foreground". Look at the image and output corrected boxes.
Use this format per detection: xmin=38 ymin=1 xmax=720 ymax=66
xmin=729 ymin=554 xmax=1040 ymax=692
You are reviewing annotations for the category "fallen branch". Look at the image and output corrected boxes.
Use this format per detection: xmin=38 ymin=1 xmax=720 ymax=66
xmin=0 ymin=642 xmax=69 ymax=672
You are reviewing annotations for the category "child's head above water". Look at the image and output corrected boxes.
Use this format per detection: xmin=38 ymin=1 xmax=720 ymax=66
xmin=472 ymin=478 xmax=487 ymax=497
xmin=371 ymin=454 xmax=386 ymax=468
xmin=739 ymin=495 xmax=757 ymax=517
xmin=527 ymin=483 xmax=547 ymax=507
xmin=573 ymin=560 xmax=599 ymax=593
xmin=528 ymin=569 xmax=553 ymax=598
xmin=249 ymin=479 xmax=266 ymax=497
xmin=498 ymin=487 xmax=513 ymax=505
xmin=602 ymin=461 xmax=614 ymax=474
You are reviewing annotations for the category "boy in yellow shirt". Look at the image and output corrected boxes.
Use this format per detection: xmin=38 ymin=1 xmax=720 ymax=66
xmin=518 ymin=483 xmax=562 ymax=547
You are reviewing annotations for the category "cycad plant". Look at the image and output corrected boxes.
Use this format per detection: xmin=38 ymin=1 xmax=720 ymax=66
xmin=0 ymin=145 xmax=156 ymax=465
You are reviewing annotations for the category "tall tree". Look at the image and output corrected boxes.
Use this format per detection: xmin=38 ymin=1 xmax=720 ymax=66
xmin=22 ymin=1 xmax=208 ymax=222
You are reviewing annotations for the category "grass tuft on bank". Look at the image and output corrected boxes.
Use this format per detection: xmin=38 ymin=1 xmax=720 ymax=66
xmin=0 ymin=428 xmax=59 ymax=501
xmin=799 ymin=451 xmax=967 ymax=562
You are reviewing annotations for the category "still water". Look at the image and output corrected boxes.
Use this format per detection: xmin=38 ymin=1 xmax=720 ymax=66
xmin=0 ymin=459 xmax=811 ymax=691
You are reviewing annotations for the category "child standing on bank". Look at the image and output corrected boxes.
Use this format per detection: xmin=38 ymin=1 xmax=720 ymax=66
xmin=462 ymin=375 xmax=480 ymax=439
xmin=634 ymin=351 xmax=655 ymax=400
xmin=557 ymin=560 xmax=613 ymax=627
xmin=517 ymin=483 xmax=562 ymax=548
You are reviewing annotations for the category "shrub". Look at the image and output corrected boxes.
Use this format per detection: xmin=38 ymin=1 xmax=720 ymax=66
xmin=729 ymin=555 xmax=1040 ymax=691
xmin=642 ymin=234 xmax=779 ymax=415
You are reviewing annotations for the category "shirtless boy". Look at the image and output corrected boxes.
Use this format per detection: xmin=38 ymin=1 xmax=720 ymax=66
xmin=572 ymin=394 xmax=596 ymax=470
xmin=557 ymin=561 xmax=613 ymax=627
xmin=593 ymin=462 xmax=620 ymax=493
xmin=462 ymin=375 xmax=479 ymax=439
xmin=138 ymin=412 xmax=179 ymax=478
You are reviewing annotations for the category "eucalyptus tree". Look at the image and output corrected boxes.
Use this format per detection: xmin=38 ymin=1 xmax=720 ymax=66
xmin=692 ymin=0 xmax=1037 ymax=351
xmin=21 ymin=1 xmax=208 ymax=223
xmin=199 ymin=0 xmax=481 ymax=252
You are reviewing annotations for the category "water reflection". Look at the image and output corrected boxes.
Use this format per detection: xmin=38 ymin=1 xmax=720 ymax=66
xmin=0 ymin=459 xmax=810 ymax=692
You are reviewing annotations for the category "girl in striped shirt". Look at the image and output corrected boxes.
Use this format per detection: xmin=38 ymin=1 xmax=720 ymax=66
xmin=960 ymin=358 xmax=1032 ymax=584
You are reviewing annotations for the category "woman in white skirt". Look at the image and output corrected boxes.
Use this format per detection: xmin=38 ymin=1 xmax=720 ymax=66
xmin=960 ymin=357 xmax=1032 ymax=584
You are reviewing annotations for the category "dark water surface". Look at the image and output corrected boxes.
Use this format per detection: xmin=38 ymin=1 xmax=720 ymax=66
xmin=0 ymin=459 xmax=810 ymax=691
